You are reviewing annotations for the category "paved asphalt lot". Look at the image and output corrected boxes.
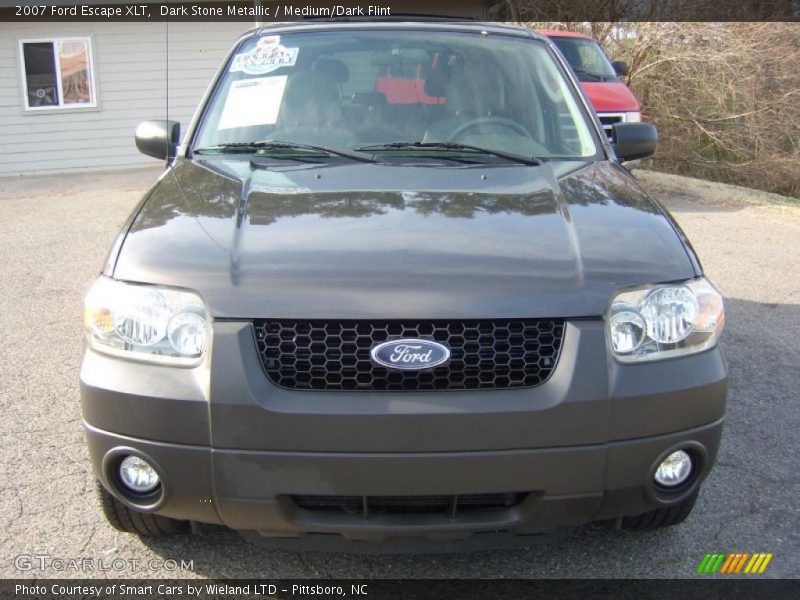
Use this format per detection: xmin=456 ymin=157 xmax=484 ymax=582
xmin=0 ymin=166 xmax=798 ymax=579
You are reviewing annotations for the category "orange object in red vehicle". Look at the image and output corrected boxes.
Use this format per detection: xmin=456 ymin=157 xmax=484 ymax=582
xmin=376 ymin=58 xmax=445 ymax=105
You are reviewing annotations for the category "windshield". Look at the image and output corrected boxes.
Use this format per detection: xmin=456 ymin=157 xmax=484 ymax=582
xmin=193 ymin=30 xmax=599 ymax=161
xmin=550 ymin=37 xmax=618 ymax=81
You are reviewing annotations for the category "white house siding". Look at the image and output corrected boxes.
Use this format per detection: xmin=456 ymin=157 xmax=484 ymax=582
xmin=0 ymin=22 xmax=249 ymax=176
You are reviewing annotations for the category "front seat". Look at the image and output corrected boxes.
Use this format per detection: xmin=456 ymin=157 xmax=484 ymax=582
xmin=274 ymin=69 xmax=358 ymax=147
xmin=423 ymin=62 xmax=504 ymax=143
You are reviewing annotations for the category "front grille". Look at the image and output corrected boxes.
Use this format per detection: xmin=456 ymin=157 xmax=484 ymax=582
xmin=599 ymin=113 xmax=625 ymax=141
xmin=290 ymin=493 xmax=527 ymax=516
xmin=254 ymin=319 xmax=565 ymax=391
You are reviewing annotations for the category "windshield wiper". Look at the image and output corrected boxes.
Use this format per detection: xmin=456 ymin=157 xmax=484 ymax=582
xmin=571 ymin=69 xmax=605 ymax=82
xmin=357 ymin=142 xmax=542 ymax=166
xmin=194 ymin=141 xmax=378 ymax=163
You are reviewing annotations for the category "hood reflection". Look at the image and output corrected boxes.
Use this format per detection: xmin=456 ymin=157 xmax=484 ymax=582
xmin=146 ymin=158 xmax=565 ymax=230
xmin=130 ymin=158 xmax=660 ymax=233
xmin=114 ymin=157 xmax=696 ymax=321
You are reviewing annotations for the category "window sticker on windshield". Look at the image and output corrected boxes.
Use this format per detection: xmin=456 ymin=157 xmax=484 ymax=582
xmin=218 ymin=76 xmax=287 ymax=130
xmin=230 ymin=36 xmax=298 ymax=75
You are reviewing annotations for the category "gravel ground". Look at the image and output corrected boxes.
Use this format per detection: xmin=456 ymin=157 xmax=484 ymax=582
xmin=0 ymin=166 xmax=797 ymax=579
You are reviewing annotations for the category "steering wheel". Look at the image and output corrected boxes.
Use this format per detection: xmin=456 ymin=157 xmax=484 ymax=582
xmin=447 ymin=117 xmax=532 ymax=142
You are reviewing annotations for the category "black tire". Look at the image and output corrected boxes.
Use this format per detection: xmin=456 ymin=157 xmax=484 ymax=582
xmin=96 ymin=481 xmax=189 ymax=537
xmin=620 ymin=491 xmax=699 ymax=530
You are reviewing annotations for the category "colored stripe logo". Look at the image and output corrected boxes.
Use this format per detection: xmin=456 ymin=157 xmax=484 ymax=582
xmin=697 ymin=552 xmax=773 ymax=574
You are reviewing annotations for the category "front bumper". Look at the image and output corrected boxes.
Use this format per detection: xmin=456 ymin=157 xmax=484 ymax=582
xmin=81 ymin=319 xmax=727 ymax=540
xmin=85 ymin=419 xmax=722 ymax=540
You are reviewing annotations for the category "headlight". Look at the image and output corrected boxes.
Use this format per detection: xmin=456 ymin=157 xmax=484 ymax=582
xmin=624 ymin=111 xmax=642 ymax=123
xmin=84 ymin=277 xmax=209 ymax=365
xmin=607 ymin=277 xmax=724 ymax=363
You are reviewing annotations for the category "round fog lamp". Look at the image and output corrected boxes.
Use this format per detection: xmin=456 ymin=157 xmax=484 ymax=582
xmin=654 ymin=450 xmax=693 ymax=487
xmin=118 ymin=456 xmax=160 ymax=493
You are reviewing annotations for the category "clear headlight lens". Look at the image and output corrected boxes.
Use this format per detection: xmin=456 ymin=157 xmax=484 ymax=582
xmin=609 ymin=310 xmax=646 ymax=353
xmin=607 ymin=277 xmax=724 ymax=363
xmin=640 ymin=286 xmax=698 ymax=344
xmin=84 ymin=277 xmax=209 ymax=365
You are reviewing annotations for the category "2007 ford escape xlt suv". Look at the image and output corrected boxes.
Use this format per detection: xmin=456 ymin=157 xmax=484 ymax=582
xmin=81 ymin=22 xmax=726 ymax=544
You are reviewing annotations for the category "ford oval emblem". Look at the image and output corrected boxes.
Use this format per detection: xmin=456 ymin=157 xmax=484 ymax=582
xmin=370 ymin=338 xmax=451 ymax=371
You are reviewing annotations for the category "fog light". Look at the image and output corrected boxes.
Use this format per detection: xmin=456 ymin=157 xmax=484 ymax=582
xmin=118 ymin=456 xmax=160 ymax=493
xmin=654 ymin=450 xmax=693 ymax=487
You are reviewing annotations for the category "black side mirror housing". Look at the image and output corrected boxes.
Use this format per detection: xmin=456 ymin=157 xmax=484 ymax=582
xmin=611 ymin=60 xmax=629 ymax=77
xmin=613 ymin=122 xmax=657 ymax=161
xmin=135 ymin=120 xmax=180 ymax=160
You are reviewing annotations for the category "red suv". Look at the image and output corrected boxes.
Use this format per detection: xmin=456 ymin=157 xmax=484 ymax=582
xmin=540 ymin=30 xmax=642 ymax=140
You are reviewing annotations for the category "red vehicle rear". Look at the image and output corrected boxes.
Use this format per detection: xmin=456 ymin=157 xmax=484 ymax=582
xmin=540 ymin=30 xmax=642 ymax=140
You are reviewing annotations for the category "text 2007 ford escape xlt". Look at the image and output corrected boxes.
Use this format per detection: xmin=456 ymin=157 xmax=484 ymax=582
xmin=81 ymin=22 xmax=726 ymax=544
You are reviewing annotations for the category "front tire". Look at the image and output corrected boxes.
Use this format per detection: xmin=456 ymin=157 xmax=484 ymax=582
xmin=95 ymin=481 xmax=189 ymax=537
xmin=620 ymin=491 xmax=699 ymax=530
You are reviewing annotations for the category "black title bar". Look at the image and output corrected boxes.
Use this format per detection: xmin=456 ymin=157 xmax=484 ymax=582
xmin=1 ymin=0 xmax=798 ymax=21
xmin=4 ymin=579 xmax=800 ymax=600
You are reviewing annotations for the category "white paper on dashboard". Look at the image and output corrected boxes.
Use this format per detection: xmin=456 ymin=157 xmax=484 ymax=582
xmin=218 ymin=75 xmax=287 ymax=130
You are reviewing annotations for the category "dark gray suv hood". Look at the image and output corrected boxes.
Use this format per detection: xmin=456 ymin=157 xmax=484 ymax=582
xmin=112 ymin=159 xmax=698 ymax=319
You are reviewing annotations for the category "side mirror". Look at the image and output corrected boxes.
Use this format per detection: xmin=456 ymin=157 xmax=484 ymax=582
xmin=611 ymin=60 xmax=629 ymax=77
xmin=135 ymin=120 xmax=180 ymax=160
xmin=613 ymin=122 xmax=657 ymax=161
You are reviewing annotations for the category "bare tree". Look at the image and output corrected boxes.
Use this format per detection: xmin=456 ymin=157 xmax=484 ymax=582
xmin=521 ymin=21 xmax=800 ymax=196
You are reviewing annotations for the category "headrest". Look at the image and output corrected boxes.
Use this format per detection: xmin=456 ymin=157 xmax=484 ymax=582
xmin=280 ymin=70 xmax=341 ymax=126
xmin=444 ymin=62 xmax=504 ymax=116
xmin=424 ymin=66 xmax=448 ymax=97
xmin=311 ymin=59 xmax=350 ymax=84
xmin=284 ymin=70 xmax=339 ymax=99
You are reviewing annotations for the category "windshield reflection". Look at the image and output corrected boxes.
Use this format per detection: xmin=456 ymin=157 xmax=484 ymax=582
xmin=192 ymin=30 xmax=599 ymax=160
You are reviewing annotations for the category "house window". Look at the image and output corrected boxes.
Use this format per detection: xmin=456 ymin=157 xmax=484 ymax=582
xmin=19 ymin=37 xmax=97 ymax=111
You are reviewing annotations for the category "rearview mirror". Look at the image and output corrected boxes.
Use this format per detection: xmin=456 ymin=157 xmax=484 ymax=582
xmin=613 ymin=122 xmax=657 ymax=161
xmin=135 ymin=120 xmax=180 ymax=161
xmin=611 ymin=60 xmax=629 ymax=77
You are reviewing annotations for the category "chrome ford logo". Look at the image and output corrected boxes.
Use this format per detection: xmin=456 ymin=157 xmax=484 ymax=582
xmin=370 ymin=338 xmax=450 ymax=370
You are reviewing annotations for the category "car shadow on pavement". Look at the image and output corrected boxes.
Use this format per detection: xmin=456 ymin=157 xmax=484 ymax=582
xmin=133 ymin=296 xmax=798 ymax=579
